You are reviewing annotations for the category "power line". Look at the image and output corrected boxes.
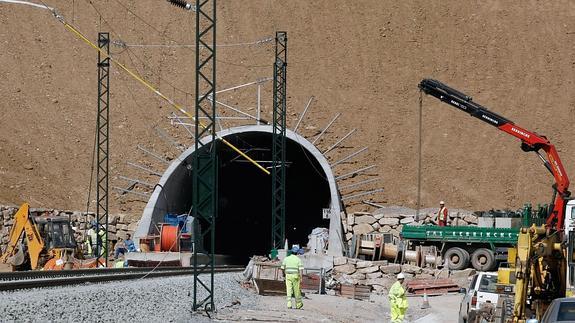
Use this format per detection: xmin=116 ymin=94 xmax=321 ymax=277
xmin=111 ymin=36 xmax=273 ymax=49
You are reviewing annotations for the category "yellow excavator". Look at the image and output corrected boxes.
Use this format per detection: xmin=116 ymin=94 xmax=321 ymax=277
xmin=0 ymin=203 xmax=103 ymax=271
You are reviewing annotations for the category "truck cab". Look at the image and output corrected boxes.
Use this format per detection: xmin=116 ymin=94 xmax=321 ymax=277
xmin=564 ymin=200 xmax=575 ymax=296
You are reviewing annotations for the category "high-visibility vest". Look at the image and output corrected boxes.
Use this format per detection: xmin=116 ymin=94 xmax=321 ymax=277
xmin=437 ymin=207 xmax=448 ymax=222
xmin=281 ymin=255 xmax=304 ymax=274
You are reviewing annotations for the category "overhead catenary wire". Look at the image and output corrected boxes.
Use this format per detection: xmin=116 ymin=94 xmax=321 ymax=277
xmin=112 ymin=36 xmax=274 ymax=49
xmin=35 ymin=3 xmax=270 ymax=175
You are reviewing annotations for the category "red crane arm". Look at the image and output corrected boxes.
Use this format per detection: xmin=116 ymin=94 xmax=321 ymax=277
xmin=419 ymin=79 xmax=570 ymax=230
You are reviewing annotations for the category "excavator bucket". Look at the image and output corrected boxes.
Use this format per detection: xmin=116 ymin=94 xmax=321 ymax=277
xmin=7 ymin=243 xmax=25 ymax=267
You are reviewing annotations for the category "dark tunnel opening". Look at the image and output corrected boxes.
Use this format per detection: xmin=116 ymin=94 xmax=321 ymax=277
xmin=199 ymin=131 xmax=332 ymax=264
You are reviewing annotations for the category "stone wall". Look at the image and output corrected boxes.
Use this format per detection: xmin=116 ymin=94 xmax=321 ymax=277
xmin=331 ymin=256 xmax=475 ymax=293
xmin=341 ymin=206 xmax=478 ymax=245
xmin=0 ymin=205 xmax=139 ymax=253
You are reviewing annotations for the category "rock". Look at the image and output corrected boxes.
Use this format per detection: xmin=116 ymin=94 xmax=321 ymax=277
xmin=347 ymin=225 xmax=353 ymax=232
xmin=334 ymin=264 xmax=356 ymax=275
xmin=347 ymin=258 xmax=358 ymax=264
xmin=350 ymin=272 xmax=366 ymax=280
xmin=127 ymin=223 xmax=138 ymax=231
xmin=371 ymin=222 xmax=381 ymax=231
xmin=334 ymin=256 xmax=347 ymax=266
xmin=355 ymin=215 xmax=377 ymax=225
xmin=380 ymin=264 xmax=402 ymax=274
xmin=454 ymin=219 xmax=468 ymax=226
xmin=463 ymin=214 xmax=478 ymax=224
xmin=435 ymin=269 xmax=449 ymax=279
xmin=335 ymin=274 xmax=359 ymax=285
xmin=450 ymin=268 xmax=476 ymax=279
xmin=23 ymin=163 xmax=34 ymax=170
xmin=379 ymin=225 xmax=392 ymax=233
xmin=358 ymin=266 xmax=380 ymax=274
xmin=378 ymin=218 xmax=399 ymax=226
xmin=366 ymin=271 xmax=383 ymax=279
xmin=117 ymin=224 xmax=128 ymax=231
xmin=364 ymin=277 xmax=394 ymax=287
xmin=417 ymin=273 xmax=434 ymax=279
xmin=390 ymin=229 xmax=400 ymax=237
xmin=356 ymin=260 xmax=373 ymax=268
xmin=353 ymin=223 xmax=375 ymax=235
xmin=401 ymin=264 xmax=423 ymax=274
xmin=400 ymin=217 xmax=415 ymax=224
xmin=396 ymin=225 xmax=403 ymax=232
xmin=373 ymin=213 xmax=385 ymax=220
xmin=371 ymin=284 xmax=387 ymax=293
xmin=353 ymin=212 xmax=372 ymax=216
xmin=345 ymin=232 xmax=353 ymax=241
xmin=347 ymin=214 xmax=355 ymax=226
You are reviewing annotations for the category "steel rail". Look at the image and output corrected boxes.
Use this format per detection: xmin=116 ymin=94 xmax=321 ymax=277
xmin=0 ymin=265 xmax=244 ymax=291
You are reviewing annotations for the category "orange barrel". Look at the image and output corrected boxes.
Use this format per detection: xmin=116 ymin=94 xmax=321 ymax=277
xmin=160 ymin=225 xmax=180 ymax=252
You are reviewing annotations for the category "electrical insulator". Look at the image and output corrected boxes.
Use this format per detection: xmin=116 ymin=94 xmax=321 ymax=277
xmin=167 ymin=0 xmax=194 ymax=11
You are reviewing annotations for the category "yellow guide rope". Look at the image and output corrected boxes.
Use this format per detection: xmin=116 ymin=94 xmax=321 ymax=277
xmin=50 ymin=9 xmax=270 ymax=175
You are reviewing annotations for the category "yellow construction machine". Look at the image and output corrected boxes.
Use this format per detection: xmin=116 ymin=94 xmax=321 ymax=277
xmin=0 ymin=203 xmax=102 ymax=271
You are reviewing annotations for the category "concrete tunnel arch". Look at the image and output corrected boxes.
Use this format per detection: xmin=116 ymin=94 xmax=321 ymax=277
xmin=134 ymin=125 xmax=344 ymax=262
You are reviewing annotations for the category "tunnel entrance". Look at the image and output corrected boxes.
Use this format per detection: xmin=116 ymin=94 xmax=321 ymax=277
xmin=136 ymin=126 xmax=341 ymax=265
xmin=214 ymin=131 xmax=331 ymax=263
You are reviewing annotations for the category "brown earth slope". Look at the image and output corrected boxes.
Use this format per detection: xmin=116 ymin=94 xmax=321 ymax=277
xmin=1 ymin=1 xmax=574 ymax=214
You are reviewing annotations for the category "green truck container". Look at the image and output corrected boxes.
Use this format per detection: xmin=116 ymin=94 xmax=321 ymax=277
xmin=400 ymin=204 xmax=547 ymax=271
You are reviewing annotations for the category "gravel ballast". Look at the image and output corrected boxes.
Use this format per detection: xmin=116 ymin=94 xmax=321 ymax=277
xmin=0 ymin=272 xmax=257 ymax=322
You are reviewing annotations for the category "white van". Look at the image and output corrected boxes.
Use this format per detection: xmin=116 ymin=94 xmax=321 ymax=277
xmin=458 ymin=272 xmax=500 ymax=323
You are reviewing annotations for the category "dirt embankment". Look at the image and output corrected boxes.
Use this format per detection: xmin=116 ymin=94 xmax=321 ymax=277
xmin=1 ymin=1 xmax=574 ymax=215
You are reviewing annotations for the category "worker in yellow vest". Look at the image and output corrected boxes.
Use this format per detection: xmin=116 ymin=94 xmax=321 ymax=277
xmin=389 ymin=273 xmax=408 ymax=322
xmin=281 ymin=246 xmax=304 ymax=309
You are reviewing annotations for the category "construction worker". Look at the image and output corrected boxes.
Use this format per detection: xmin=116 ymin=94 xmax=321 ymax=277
xmin=389 ymin=273 xmax=408 ymax=323
xmin=435 ymin=200 xmax=449 ymax=227
xmin=281 ymin=246 xmax=304 ymax=309
xmin=87 ymin=223 xmax=97 ymax=256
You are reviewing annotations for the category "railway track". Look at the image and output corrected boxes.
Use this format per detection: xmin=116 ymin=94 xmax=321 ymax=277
xmin=0 ymin=265 xmax=245 ymax=292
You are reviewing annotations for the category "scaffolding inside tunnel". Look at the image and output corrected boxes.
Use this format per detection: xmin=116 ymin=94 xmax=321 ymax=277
xmin=134 ymin=125 xmax=344 ymax=263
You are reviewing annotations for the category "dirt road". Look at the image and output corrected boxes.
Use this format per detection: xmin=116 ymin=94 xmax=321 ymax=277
xmin=213 ymin=292 xmax=464 ymax=322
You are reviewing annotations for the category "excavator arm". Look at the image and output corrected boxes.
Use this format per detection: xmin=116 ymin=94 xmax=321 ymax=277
xmin=0 ymin=203 xmax=45 ymax=269
xmin=419 ymin=79 xmax=571 ymax=231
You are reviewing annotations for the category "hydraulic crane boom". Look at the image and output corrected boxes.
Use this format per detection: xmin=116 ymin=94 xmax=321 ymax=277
xmin=418 ymin=79 xmax=571 ymax=231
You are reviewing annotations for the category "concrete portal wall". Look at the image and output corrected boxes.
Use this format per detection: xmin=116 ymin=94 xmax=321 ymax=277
xmin=134 ymin=125 xmax=344 ymax=256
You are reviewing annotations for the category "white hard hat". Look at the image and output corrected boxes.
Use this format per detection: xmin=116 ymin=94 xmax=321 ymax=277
xmin=397 ymin=273 xmax=405 ymax=280
xmin=440 ymin=201 xmax=445 ymax=205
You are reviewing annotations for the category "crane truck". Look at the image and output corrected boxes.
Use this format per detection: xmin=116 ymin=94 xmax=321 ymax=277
xmin=418 ymin=79 xmax=575 ymax=323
